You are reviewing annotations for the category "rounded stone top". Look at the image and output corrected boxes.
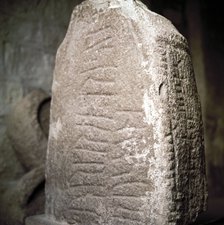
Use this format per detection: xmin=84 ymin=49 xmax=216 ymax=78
xmin=77 ymin=0 xmax=186 ymax=44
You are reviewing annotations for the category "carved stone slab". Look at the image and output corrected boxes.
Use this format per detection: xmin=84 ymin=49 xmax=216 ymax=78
xmin=26 ymin=0 xmax=207 ymax=224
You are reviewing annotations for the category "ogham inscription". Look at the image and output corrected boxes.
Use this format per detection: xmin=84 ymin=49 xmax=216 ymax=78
xmin=26 ymin=1 xmax=207 ymax=225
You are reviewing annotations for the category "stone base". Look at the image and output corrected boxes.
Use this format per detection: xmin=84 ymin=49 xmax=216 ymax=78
xmin=25 ymin=215 xmax=64 ymax=225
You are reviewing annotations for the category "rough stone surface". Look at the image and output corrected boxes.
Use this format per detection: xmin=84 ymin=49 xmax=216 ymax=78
xmin=0 ymin=166 xmax=45 ymax=225
xmin=7 ymin=89 xmax=50 ymax=170
xmin=0 ymin=132 xmax=24 ymax=181
xmin=0 ymin=90 xmax=50 ymax=225
xmin=27 ymin=0 xmax=207 ymax=225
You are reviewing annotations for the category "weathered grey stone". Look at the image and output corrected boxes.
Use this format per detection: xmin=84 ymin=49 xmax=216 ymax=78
xmin=7 ymin=89 xmax=50 ymax=170
xmin=0 ymin=90 xmax=49 ymax=225
xmin=26 ymin=0 xmax=207 ymax=225
xmin=0 ymin=165 xmax=45 ymax=225
xmin=0 ymin=132 xmax=24 ymax=181
xmin=0 ymin=81 xmax=24 ymax=118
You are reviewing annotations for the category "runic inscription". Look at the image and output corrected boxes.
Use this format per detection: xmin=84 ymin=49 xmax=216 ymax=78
xmin=57 ymin=21 xmax=154 ymax=225
xmin=26 ymin=1 xmax=207 ymax=225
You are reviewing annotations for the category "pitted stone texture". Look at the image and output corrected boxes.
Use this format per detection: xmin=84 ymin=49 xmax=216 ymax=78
xmin=27 ymin=0 xmax=207 ymax=225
